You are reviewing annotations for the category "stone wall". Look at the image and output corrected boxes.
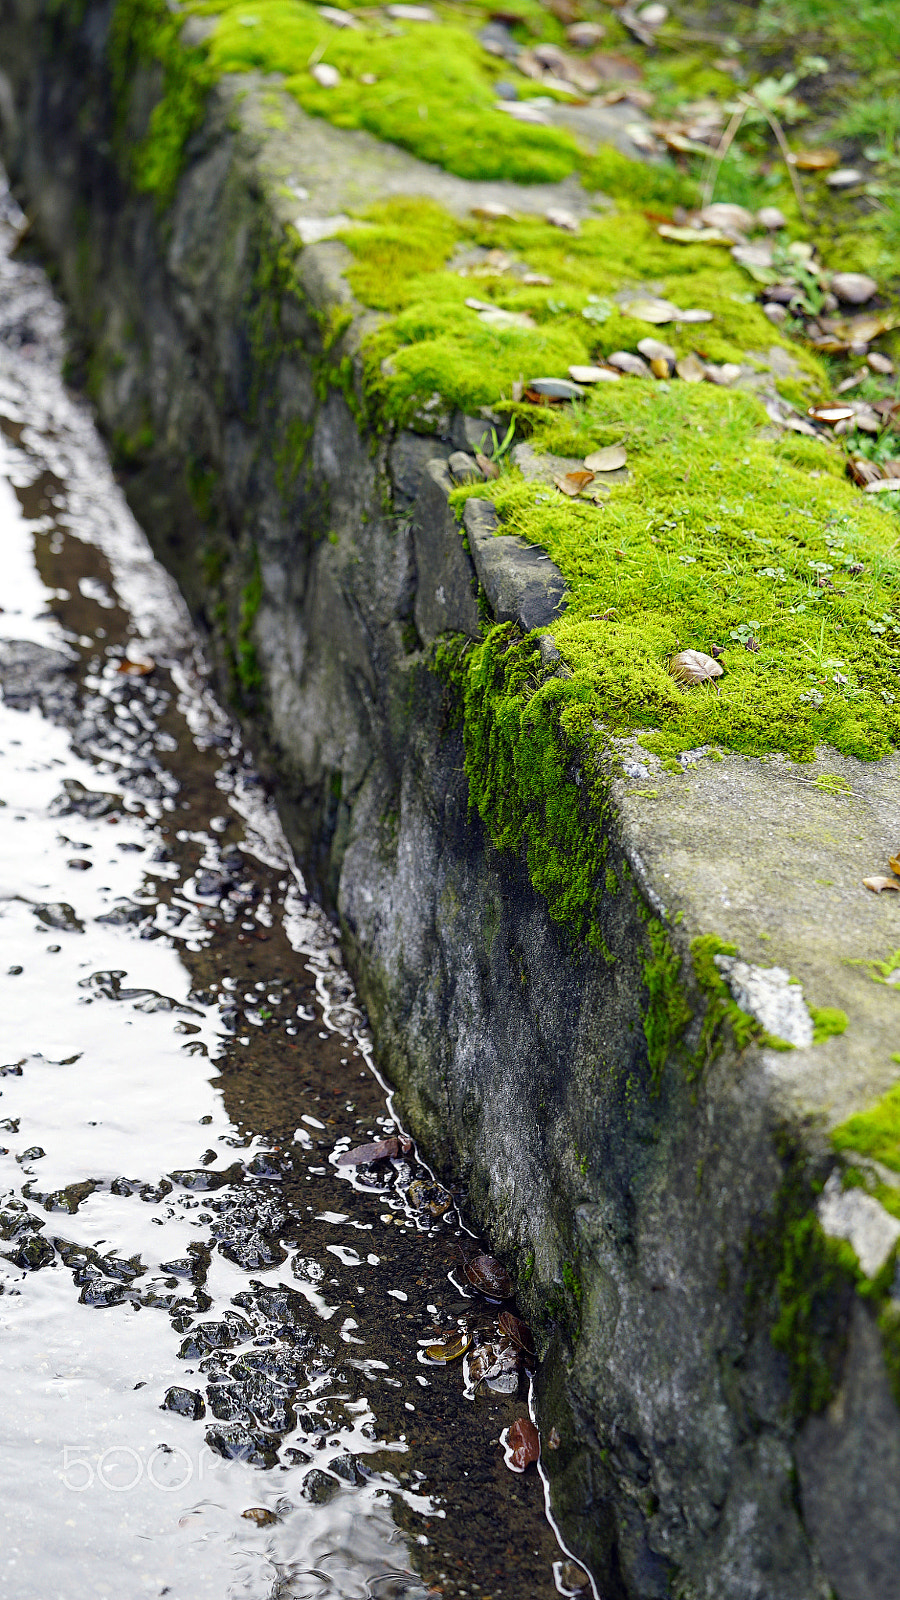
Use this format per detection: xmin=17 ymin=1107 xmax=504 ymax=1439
xmin=2 ymin=5 xmax=899 ymax=1595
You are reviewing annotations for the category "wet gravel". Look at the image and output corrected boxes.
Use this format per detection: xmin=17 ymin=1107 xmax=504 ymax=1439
xmin=0 ymin=175 xmax=589 ymax=1600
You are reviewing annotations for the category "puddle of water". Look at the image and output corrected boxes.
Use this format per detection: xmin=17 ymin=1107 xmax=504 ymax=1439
xmin=0 ymin=177 xmax=594 ymax=1600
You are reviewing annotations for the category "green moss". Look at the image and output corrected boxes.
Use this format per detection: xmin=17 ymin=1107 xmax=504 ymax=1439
xmin=604 ymin=866 xmax=619 ymax=896
xmin=809 ymin=1005 xmax=849 ymax=1044
xmin=690 ymin=933 xmax=761 ymax=1072
xmin=642 ymin=919 xmax=691 ymax=1089
xmin=109 ymin=0 xmax=212 ymax=202
xmin=186 ymin=459 xmax=217 ymax=523
xmin=832 ymin=1080 xmax=900 ymax=1174
xmin=770 ymin=1212 xmax=857 ymax=1418
xmin=455 ymin=624 xmax=613 ymax=950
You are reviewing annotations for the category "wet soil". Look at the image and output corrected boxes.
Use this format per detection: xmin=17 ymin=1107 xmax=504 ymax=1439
xmin=0 ymin=177 xmax=589 ymax=1600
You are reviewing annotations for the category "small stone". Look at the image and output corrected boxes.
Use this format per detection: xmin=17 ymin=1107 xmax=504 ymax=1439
xmin=763 ymin=303 xmax=788 ymax=325
xmin=310 ymin=62 xmax=341 ymax=87
xmin=470 ymin=202 xmax=515 ymax=221
xmin=732 ymin=241 xmax=774 ymax=271
xmin=606 ymin=351 xmax=651 ymax=377
xmin=494 ymin=80 xmax=518 ymax=100
xmin=830 ymin=271 xmax=878 ymax=305
xmin=568 ymin=364 xmax=620 ymax=383
xmin=867 ymin=351 xmax=895 ymax=375
xmin=384 ymin=3 xmax=436 ymax=16
xmin=699 ymin=201 xmax=754 ymax=234
xmin=566 ymin=21 xmax=605 ymax=47
xmin=637 ymin=2 xmax=667 ymax=23
xmin=705 ymin=362 xmax=743 ymax=386
xmin=162 ymin=1386 xmax=205 ymax=1420
xmin=318 ymin=5 xmax=360 ymax=24
xmin=637 ymin=336 xmax=676 ymax=365
xmin=826 ymin=168 xmax=865 ymax=188
xmin=526 ymin=377 xmax=584 ymax=400
xmin=756 ymin=206 xmax=787 ymax=230
xmin=496 ymin=101 xmax=551 ymax=125
xmin=545 ymin=207 xmax=580 ymax=233
xmin=448 ymin=450 xmax=481 ymax=482
xmin=360 ymin=72 xmax=377 ymax=83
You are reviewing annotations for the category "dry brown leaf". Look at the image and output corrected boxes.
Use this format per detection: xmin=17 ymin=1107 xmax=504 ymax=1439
xmin=847 ymin=457 xmax=882 ymax=487
xmin=584 ymin=445 xmax=627 ymax=472
xmin=862 ymin=876 xmax=900 ymax=893
xmin=336 ymin=1136 xmax=411 ymax=1165
xmin=792 ymin=148 xmax=840 ymax=171
xmin=504 ymin=1417 xmax=540 ymax=1473
xmin=650 ymin=355 xmax=670 ymax=378
xmin=890 ymin=854 xmax=900 ymax=876
xmin=669 ymin=650 xmax=723 ymax=686
xmin=554 ymin=470 xmax=595 ymax=496
xmin=475 ymin=452 xmax=500 ymax=479
xmin=676 ymin=353 xmax=706 ymax=383
xmin=116 ymin=658 xmax=155 ymax=676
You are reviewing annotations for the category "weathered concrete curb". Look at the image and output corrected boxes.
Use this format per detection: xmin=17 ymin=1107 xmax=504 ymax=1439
xmin=2 ymin=7 xmax=899 ymax=1596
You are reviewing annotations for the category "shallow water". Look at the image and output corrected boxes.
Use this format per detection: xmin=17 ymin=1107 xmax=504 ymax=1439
xmin=0 ymin=178 xmax=593 ymax=1600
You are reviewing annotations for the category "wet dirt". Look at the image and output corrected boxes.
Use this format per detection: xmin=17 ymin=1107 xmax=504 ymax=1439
xmin=0 ymin=176 xmax=593 ymax=1600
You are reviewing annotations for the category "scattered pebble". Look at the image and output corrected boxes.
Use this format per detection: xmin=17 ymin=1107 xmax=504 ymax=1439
xmin=826 ymin=168 xmax=866 ymax=188
xmin=756 ymin=206 xmax=787 ymax=230
xmin=545 ymin=207 xmax=580 ymax=233
xmin=607 ymin=350 xmax=651 ymax=377
xmin=568 ymin=364 xmax=621 ymax=383
xmin=496 ymin=101 xmax=551 ymax=125
xmin=830 ymin=272 xmax=878 ymax=305
xmin=311 ymin=62 xmax=341 ymax=87
xmin=868 ymin=351 xmax=894 ymax=375
xmin=566 ymin=21 xmax=605 ymax=47
xmin=763 ymin=303 xmax=788 ymax=325
xmin=384 ymin=3 xmax=436 ymax=18
xmin=318 ymin=5 xmax=360 ymax=25
xmin=527 ymin=377 xmax=585 ymax=400
xmin=699 ymin=201 xmax=754 ymax=234
xmin=637 ymin=336 xmax=676 ymax=365
xmin=637 ymin=2 xmax=668 ymax=24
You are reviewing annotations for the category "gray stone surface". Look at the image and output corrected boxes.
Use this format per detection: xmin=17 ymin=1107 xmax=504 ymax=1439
xmin=2 ymin=11 xmax=899 ymax=1597
xmin=411 ymin=460 xmax=481 ymax=642
xmin=463 ymin=497 xmax=568 ymax=630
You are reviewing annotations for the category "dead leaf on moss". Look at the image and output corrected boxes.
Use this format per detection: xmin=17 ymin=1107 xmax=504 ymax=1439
xmin=847 ymin=456 xmax=883 ymax=486
xmin=554 ymin=470 xmax=596 ymax=496
xmin=620 ymin=295 xmax=711 ymax=324
xmin=676 ymin=353 xmax=706 ymax=383
xmin=475 ymin=452 xmax=500 ymax=479
xmin=862 ymin=876 xmax=900 ymax=893
xmin=792 ymin=148 xmax=840 ymax=171
xmin=808 ymin=404 xmax=856 ymax=425
xmin=669 ymin=650 xmax=723 ymax=686
xmin=584 ymin=445 xmax=627 ymax=472
xmin=336 ymin=1136 xmax=411 ymax=1165
xmin=657 ymin=223 xmax=730 ymax=244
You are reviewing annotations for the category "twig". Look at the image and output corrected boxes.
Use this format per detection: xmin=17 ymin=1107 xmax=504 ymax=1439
xmin=701 ymin=104 xmax=747 ymax=210
xmin=746 ymin=94 xmax=810 ymax=222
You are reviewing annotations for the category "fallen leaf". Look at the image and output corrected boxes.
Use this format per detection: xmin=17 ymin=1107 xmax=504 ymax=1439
xmin=862 ymin=876 xmax=900 ymax=893
xmin=650 ymin=355 xmax=670 ymax=378
xmin=547 ymin=1426 xmax=562 ymax=1450
xmin=554 ymin=470 xmax=596 ymax=496
xmin=890 ymin=855 xmax=900 ymax=876
xmin=669 ymin=650 xmax=723 ymax=686
xmin=503 ymin=1417 xmax=540 ymax=1472
xmin=116 ymin=658 xmax=155 ymax=676
xmin=336 ymin=1136 xmax=408 ymax=1165
xmin=584 ymin=445 xmax=627 ymax=472
xmin=475 ymin=452 xmax=500 ymax=479
xmin=700 ymin=201 xmax=755 ymax=232
xmin=792 ymin=148 xmax=840 ymax=171
xmin=675 ymin=353 xmax=706 ymax=383
xmin=847 ymin=457 xmax=882 ymax=486
xmin=808 ymin=405 xmax=856 ymax=425
xmin=425 ymin=1331 xmax=471 ymax=1362
xmin=657 ymin=224 xmax=730 ymax=244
